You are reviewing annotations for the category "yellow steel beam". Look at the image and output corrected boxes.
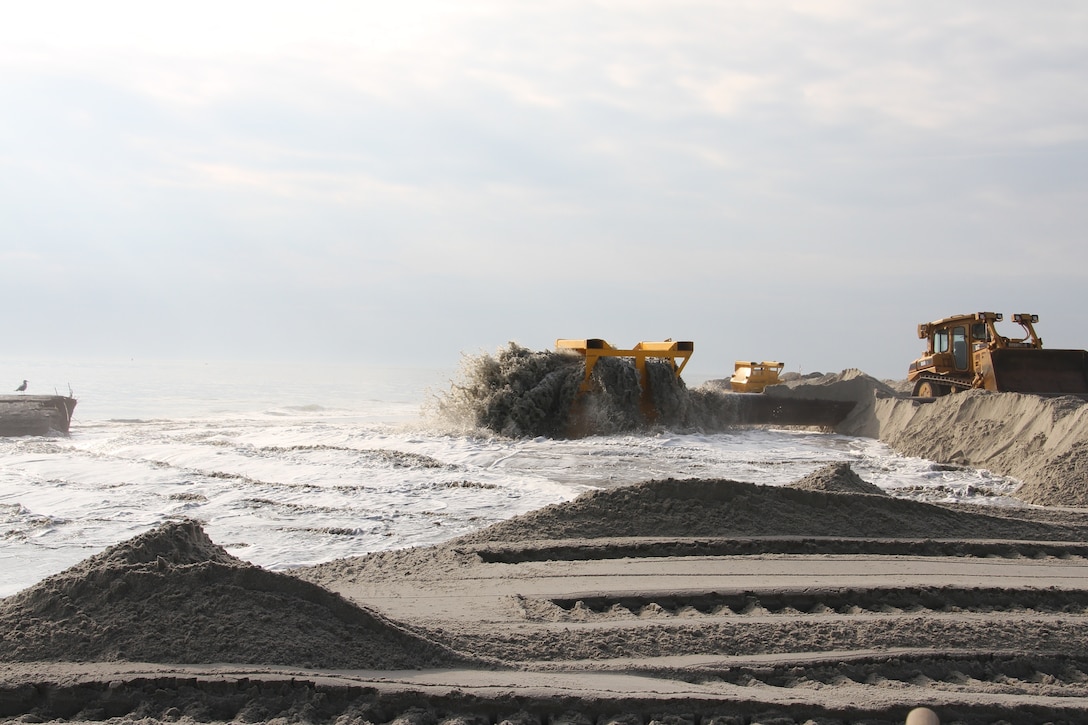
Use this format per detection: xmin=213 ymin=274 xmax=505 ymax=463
xmin=556 ymin=338 xmax=694 ymax=394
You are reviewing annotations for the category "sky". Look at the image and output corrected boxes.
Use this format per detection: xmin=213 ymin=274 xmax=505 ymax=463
xmin=2 ymin=1 xmax=1087 ymax=380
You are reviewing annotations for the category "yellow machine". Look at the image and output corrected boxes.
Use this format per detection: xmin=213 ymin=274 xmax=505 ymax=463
xmin=553 ymin=338 xmax=855 ymax=431
xmin=729 ymin=360 xmax=784 ymax=393
xmin=907 ymin=312 xmax=1088 ymax=397
xmin=556 ymin=338 xmax=693 ymax=419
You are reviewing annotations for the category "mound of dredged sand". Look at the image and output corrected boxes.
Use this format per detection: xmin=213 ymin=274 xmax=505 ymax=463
xmin=448 ymin=474 xmax=1087 ymax=547
xmin=0 ymin=520 xmax=465 ymax=668
xmin=301 ymin=464 xmax=1088 ymax=603
xmin=860 ymin=389 xmax=1088 ymax=507
xmin=766 ymin=368 xmax=1088 ymax=508
xmin=788 ymin=461 xmax=888 ymax=495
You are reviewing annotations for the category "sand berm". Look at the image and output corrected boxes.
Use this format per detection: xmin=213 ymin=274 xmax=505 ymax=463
xmin=4 ymin=370 xmax=1088 ymax=724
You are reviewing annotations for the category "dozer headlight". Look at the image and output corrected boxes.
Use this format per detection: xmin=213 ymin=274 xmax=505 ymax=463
xmin=1013 ymin=313 xmax=1039 ymax=323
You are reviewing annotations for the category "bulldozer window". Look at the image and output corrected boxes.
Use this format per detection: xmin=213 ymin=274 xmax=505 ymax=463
xmin=953 ymin=326 xmax=968 ymax=370
xmin=972 ymin=323 xmax=990 ymax=341
xmin=934 ymin=329 xmax=949 ymax=354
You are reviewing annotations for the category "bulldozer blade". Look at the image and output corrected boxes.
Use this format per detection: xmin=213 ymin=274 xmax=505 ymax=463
xmin=723 ymin=394 xmax=857 ymax=428
xmin=987 ymin=348 xmax=1088 ymax=395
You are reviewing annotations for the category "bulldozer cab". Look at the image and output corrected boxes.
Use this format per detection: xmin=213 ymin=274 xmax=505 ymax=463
xmin=931 ymin=325 xmax=970 ymax=371
xmin=919 ymin=317 xmax=976 ymax=376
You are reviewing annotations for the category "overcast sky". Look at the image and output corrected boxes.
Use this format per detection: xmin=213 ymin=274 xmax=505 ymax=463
xmin=3 ymin=1 xmax=1086 ymax=380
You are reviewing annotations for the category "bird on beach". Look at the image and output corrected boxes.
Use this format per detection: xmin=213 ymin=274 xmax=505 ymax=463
xmin=15 ymin=380 xmax=27 ymax=392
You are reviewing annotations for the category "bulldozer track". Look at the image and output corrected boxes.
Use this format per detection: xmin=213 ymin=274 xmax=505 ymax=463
xmin=545 ymin=586 xmax=1088 ymax=618
xmin=5 ymin=670 xmax=1088 ymax=725
xmin=911 ymin=372 xmax=974 ymax=396
xmin=655 ymin=650 xmax=1088 ymax=695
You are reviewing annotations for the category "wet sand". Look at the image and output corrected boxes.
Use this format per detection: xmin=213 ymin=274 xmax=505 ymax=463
xmin=4 ymin=374 xmax=1088 ymax=724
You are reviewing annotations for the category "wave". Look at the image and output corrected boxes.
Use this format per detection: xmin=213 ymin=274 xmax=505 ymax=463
xmin=256 ymin=445 xmax=449 ymax=469
xmin=263 ymin=404 xmax=335 ymax=417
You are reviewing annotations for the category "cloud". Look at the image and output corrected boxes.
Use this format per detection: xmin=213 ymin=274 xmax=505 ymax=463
xmin=1 ymin=1 xmax=1086 ymax=373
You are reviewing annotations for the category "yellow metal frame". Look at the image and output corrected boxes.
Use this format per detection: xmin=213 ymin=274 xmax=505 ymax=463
xmin=556 ymin=338 xmax=694 ymax=394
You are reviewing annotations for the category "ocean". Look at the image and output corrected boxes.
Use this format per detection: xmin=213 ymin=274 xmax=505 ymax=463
xmin=0 ymin=356 xmax=1023 ymax=597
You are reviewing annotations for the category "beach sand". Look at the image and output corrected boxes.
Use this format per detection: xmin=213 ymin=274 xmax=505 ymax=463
xmin=4 ymin=373 xmax=1088 ymax=724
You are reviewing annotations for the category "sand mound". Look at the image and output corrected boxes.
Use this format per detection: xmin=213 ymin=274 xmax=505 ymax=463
xmin=762 ymin=370 xmax=1088 ymax=508
xmin=449 ymin=475 xmax=1086 ymax=546
xmin=0 ymin=520 xmax=465 ymax=668
xmin=768 ymin=368 xmax=900 ymax=438
xmin=844 ymin=389 xmax=1088 ymax=507
xmin=772 ymin=367 xmax=899 ymax=399
xmin=788 ymin=462 xmax=887 ymax=495
xmin=81 ymin=518 xmax=241 ymax=568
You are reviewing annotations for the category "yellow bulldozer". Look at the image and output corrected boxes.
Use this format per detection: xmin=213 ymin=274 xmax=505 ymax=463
xmin=729 ymin=360 xmax=784 ymax=393
xmin=907 ymin=312 xmax=1088 ymax=398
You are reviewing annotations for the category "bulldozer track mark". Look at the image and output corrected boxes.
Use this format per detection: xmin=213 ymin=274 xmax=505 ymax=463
xmin=472 ymin=538 xmax=1088 ymax=564
xmin=6 ymin=673 xmax=1088 ymax=725
xmin=668 ymin=651 xmax=1088 ymax=695
xmin=431 ymin=612 xmax=1088 ymax=666
xmin=546 ymin=586 xmax=1088 ymax=618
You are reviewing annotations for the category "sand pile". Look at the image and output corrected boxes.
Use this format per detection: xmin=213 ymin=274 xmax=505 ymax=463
xmin=871 ymin=390 xmax=1088 ymax=507
xmin=764 ymin=368 xmax=900 ymax=438
xmin=448 ymin=471 xmax=1088 ymax=546
xmin=788 ymin=461 xmax=888 ymax=495
xmin=751 ymin=368 xmax=1088 ymax=509
xmin=0 ymin=520 xmax=465 ymax=668
xmin=303 ymin=462 xmax=1088 ymax=592
xmin=836 ymin=387 xmax=1088 ymax=507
